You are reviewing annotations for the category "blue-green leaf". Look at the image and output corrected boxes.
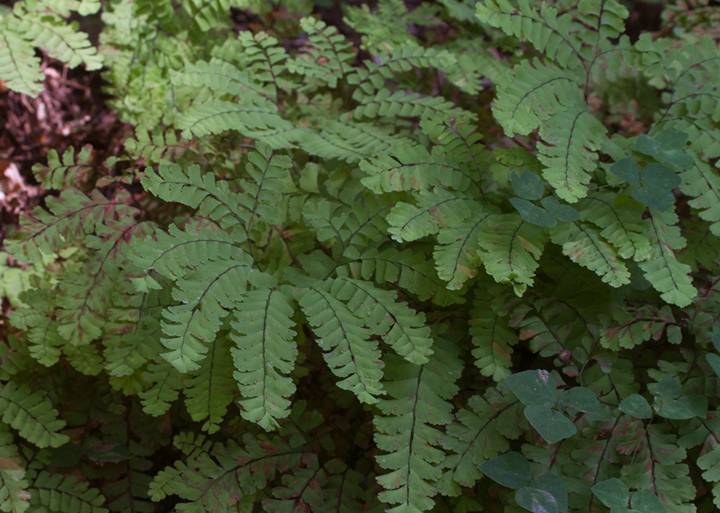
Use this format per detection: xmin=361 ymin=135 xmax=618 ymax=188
xmin=591 ymin=478 xmax=629 ymax=509
xmin=632 ymin=187 xmax=675 ymax=212
xmin=512 ymin=171 xmax=545 ymax=200
xmin=641 ymin=163 xmax=681 ymax=190
xmin=655 ymin=130 xmax=688 ymax=150
xmin=560 ymin=387 xmax=601 ymax=413
xmin=654 ymin=376 xmax=680 ymax=398
xmin=530 ymin=475 xmax=568 ymax=513
xmin=610 ymin=158 xmax=640 ymax=185
xmin=479 ymin=452 xmax=532 ymax=489
xmin=618 ymin=394 xmax=652 ymax=419
xmin=707 ymin=353 xmax=720 ymax=378
xmin=523 ymin=405 xmax=577 ymax=444
xmin=510 ymin=198 xmax=557 ymax=228
xmin=636 ymin=134 xmax=659 ymax=156
xmin=541 ymin=196 xmax=580 ymax=222
xmin=631 ymin=489 xmax=667 ymax=513
xmin=515 ymin=486 xmax=558 ymax=513
xmin=505 ymin=369 xmax=557 ymax=407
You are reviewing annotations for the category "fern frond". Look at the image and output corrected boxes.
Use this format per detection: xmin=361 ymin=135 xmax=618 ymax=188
xmin=469 ymin=293 xmax=518 ymax=382
xmin=6 ymin=189 xmax=137 ymax=265
xmin=177 ymin=97 xmax=295 ymax=146
xmin=184 ymin=334 xmax=235 ymax=433
xmin=0 ymin=382 xmax=69 ymax=448
xmin=476 ymin=0 xmax=584 ymax=70
xmin=0 ymin=428 xmax=29 ymax=513
xmin=439 ymin=384 xmax=525 ymax=493
xmin=550 ymin=222 xmax=631 ymax=287
xmin=180 ymin=0 xmax=233 ymax=34
xmin=172 ymin=60 xmax=265 ymax=98
xmin=477 ymin=213 xmax=547 ymax=296
xmin=353 ymin=90 xmax=474 ymax=123
xmin=231 ymin=286 xmax=297 ymax=430
xmin=0 ymin=21 xmax=44 ymax=96
xmin=17 ymin=12 xmax=102 ymax=69
xmin=237 ymin=31 xmax=296 ymax=97
xmin=288 ymin=17 xmax=357 ymax=88
xmin=298 ymin=120 xmax=412 ymax=163
xmin=374 ymin=338 xmax=461 ymax=512
xmin=334 ymin=276 xmax=434 ymax=364
xmin=577 ymin=193 xmax=652 ymax=261
xmin=297 ymin=282 xmax=384 ymax=404
xmin=29 ymin=471 xmax=107 ymax=513
xmin=340 ymin=246 xmax=464 ymax=305
xmin=386 ymin=188 xmax=483 ymax=242
xmin=438 ymin=39 xmax=510 ymax=94
xmin=8 ymin=291 xmax=64 ymax=367
xmin=537 ymin=109 xmax=608 ymax=202
xmin=361 ymin=144 xmax=484 ymax=195
xmin=139 ymin=362 xmax=185 ymax=416
xmin=32 ymin=146 xmax=94 ymax=191
xmin=160 ymin=260 xmax=251 ymax=372
xmin=124 ymin=128 xmax=192 ymax=166
xmin=433 ymin=204 xmax=494 ymax=290
xmin=491 ymin=58 xmax=582 ymax=137
xmin=639 ymin=210 xmax=696 ymax=307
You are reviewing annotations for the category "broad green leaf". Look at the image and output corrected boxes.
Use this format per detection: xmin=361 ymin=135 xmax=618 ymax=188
xmin=707 ymin=353 xmax=720 ymax=378
xmin=713 ymin=334 xmax=720 ymax=352
xmin=591 ymin=478 xmax=629 ymax=509
xmin=618 ymin=394 xmax=652 ymax=419
xmin=510 ymin=198 xmax=557 ymax=228
xmin=479 ymin=452 xmax=531 ymax=489
xmin=636 ymin=134 xmax=659 ymax=156
xmin=641 ymin=163 xmax=681 ymax=190
xmin=654 ymin=376 xmax=680 ymax=398
xmin=655 ymin=130 xmax=688 ymax=150
xmin=541 ymin=196 xmax=580 ymax=222
xmin=559 ymin=387 xmax=602 ymax=413
xmin=505 ymin=369 xmax=556 ymax=407
xmin=523 ymin=405 xmax=577 ymax=444
xmin=512 ymin=171 xmax=544 ymax=200
xmin=678 ymin=394 xmax=708 ymax=418
xmin=630 ymin=489 xmax=667 ymax=513
xmin=632 ymin=186 xmax=675 ymax=212
xmin=515 ymin=486 xmax=558 ymax=513
xmin=530 ymin=475 xmax=568 ymax=513
xmin=610 ymin=158 xmax=640 ymax=185
xmin=653 ymin=397 xmax=695 ymax=420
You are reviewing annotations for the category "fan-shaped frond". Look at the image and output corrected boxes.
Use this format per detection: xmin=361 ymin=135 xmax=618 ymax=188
xmin=0 ymin=382 xmax=69 ymax=448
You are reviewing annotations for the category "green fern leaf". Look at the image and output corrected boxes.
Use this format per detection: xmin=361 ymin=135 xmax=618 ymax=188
xmin=433 ymin=203 xmax=494 ymax=290
xmin=184 ymin=334 xmax=235 ymax=434
xmin=353 ymin=90 xmax=474 ymax=123
xmin=439 ymin=38 xmax=510 ymax=94
xmin=17 ymin=12 xmax=102 ymax=69
xmin=374 ymin=338 xmax=461 ymax=512
xmin=172 ymin=60 xmax=264 ymax=98
xmin=469 ymin=293 xmax=518 ymax=382
xmin=340 ymin=246 xmax=464 ymax=305
xmin=537 ymin=109 xmax=608 ymax=202
xmin=177 ymin=97 xmax=295 ymax=145
xmin=0 ymin=21 xmax=44 ymax=97
xmin=181 ymin=0 xmax=233 ymax=34
xmin=578 ymin=193 xmax=652 ymax=261
xmin=237 ymin=31 xmax=296 ymax=97
xmin=0 ymin=382 xmax=69 ymax=448
xmin=550 ymin=222 xmax=631 ymax=287
xmin=477 ymin=213 xmax=547 ymax=296
xmin=288 ymin=17 xmax=357 ymax=88
xmin=139 ymin=362 xmax=185 ymax=416
xmin=439 ymin=384 xmax=525 ymax=493
xmin=334 ymin=276 xmax=434 ymax=364
xmin=639 ymin=210 xmax=696 ymax=307
xmin=32 ymin=146 xmax=94 ymax=191
xmin=386 ymin=188 xmax=483 ymax=242
xmin=476 ymin=0 xmax=584 ymax=70
xmin=0 ymin=428 xmax=29 ymax=513
xmin=231 ymin=285 xmax=298 ymax=430
xmin=298 ymin=120 xmax=413 ymax=163
xmin=29 ymin=471 xmax=107 ymax=513
xmin=297 ymin=282 xmax=384 ymax=404
xmin=490 ymin=58 xmax=582 ymax=137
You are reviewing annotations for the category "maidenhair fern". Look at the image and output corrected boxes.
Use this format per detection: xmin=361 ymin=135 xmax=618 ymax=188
xmin=4 ymin=0 xmax=720 ymax=512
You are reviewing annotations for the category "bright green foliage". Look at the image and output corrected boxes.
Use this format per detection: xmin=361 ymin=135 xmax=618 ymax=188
xmin=0 ymin=0 xmax=101 ymax=96
xmin=4 ymin=0 xmax=720 ymax=512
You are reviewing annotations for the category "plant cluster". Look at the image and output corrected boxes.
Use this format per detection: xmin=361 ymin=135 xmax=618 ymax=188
xmin=2 ymin=0 xmax=720 ymax=512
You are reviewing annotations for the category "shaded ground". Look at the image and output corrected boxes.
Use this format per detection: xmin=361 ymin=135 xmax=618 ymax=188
xmin=0 ymin=61 xmax=129 ymax=244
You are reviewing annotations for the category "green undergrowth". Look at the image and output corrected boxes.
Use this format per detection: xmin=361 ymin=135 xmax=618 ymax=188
xmin=2 ymin=0 xmax=720 ymax=512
